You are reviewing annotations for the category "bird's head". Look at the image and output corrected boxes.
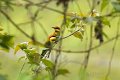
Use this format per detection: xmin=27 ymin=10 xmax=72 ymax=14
xmin=52 ymin=26 xmax=60 ymax=32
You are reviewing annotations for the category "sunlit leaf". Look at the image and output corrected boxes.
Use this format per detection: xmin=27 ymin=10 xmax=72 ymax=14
xmin=27 ymin=52 xmax=40 ymax=65
xmin=57 ymin=69 xmax=69 ymax=76
xmin=101 ymin=0 xmax=109 ymax=11
xmin=18 ymin=42 xmax=29 ymax=50
xmin=101 ymin=17 xmax=111 ymax=27
xmin=23 ymin=48 xmax=36 ymax=55
xmin=14 ymin=42 xmax=31 ymax=54
xmin=14 ymin=45 xmax=20 ymax=54
xmin=42 ymin=59 xmax=54 ymax=69
xmin=73 ymin=31 xmax=83 ymax=40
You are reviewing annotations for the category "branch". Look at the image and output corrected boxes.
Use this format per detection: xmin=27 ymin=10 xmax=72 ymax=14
xmin=0 ymin=9 xmax=44 ymax=46
xmin=83 ymin=24 xmax=93 ymax=69
xmin=55 ymin=34 xmax=120 ymax=53
xmin=105 ymin=17 xmax=120 ymax=80
xmin=61 ymin=29 xmax=81 ymax=40
xmin=25 ymin=0 xmax=64 ymax=14
xmin=0 ymin=9 xmax=31 ymax=39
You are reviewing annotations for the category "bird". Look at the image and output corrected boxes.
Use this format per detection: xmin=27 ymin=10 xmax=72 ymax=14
xmin=41 ymin=26 xmax=60 ymax=58
xmin=44 ymin=26 xmax=60 ymax=48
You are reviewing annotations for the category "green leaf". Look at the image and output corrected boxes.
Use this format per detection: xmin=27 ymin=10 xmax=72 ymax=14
xmin=101 ymin=17 xmax=111 ymax=27
xmin=57 ymin=69 xmax=69 ymax=76
xmin=101 ymin=0 xmax=109 ymax=11
xmin=27 ymin=53 xmax=40 ymax=65
xmin=23 ymin=48 xmax=36 ymax=55
xmin=18 ymin=42 xmax=29 ymax=50
xmin=0 ymin=34 xmax=14 ymax=51
xmin=14 ymin=45 xmax=20 ymax=54
xmin=66 ymin=18 xmax=71 ymax=28
xmin=14 ymin=41 xmax=33 ymax=54
xmin=112 ymin=1 xmax=120 ymax=12
xmin=70 ymin=23 xmax=76 ymax=28
xmin=73 ymin=31 xmax=83 ymax=40
xmin=42 ymin=59 xmax=54 ymax=69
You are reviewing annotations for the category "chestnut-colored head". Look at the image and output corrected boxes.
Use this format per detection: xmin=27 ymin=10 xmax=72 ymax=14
xmin=52 ymin=26 xmax=60 ymax=32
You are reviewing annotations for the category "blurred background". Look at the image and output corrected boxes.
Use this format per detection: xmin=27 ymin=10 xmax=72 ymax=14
xmin=0 ymin=0 xmax=120 ymax=80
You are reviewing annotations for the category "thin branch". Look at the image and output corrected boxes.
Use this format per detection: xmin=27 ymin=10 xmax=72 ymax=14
xmin=83 ymin=24 xmax=93 ymax=69
xmin=17 ymin=59 xmax=27 ymax=80
xmin=27 ymin=7 xmax=36 ymax=37
xmin=0 ymin=9 xmax=31 ymax=39
xmin=90 ymin=34 xmax=120 ymax=51
xmin=51 ymin=3 xmax=69 ymax=80
xmin=25 ymin=0 xmax=64 ymax=14
xmin=74 ymin=0 xmax=83 ymax=14
xmin=53 ymin=48 xmax=88 ymax=53
xmin=86 ymin=0 xmax=91 ymax=9
xmin=35 ymin=20 xmax=48 ymax=36
xmin=61 ymin=28 xmax=82 ymax=40
xmin=102 ymin=11 xmax=120 ymax=17
xmin=105 ymin=17 xmax=120 ymax=80
xmin=18 ymin=17 xmax=41 ymax=26
xmin=54 ymin=34 xmax=120 ymax=53
xmin=0 ymin=9 xmax=44 ymax=46
xmin=38 ymin=5 xmax=63 ymax=14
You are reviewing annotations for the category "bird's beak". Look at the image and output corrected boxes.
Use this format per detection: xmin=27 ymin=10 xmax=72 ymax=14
xmin=52 ymin=27 xmax=55 ymax=29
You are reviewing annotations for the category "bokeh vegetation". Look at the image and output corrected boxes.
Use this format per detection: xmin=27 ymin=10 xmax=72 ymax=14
xmin=0 ymin=0 xmax=120 ymax=80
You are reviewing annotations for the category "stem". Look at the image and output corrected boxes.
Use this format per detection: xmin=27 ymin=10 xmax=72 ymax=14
xmin=105 ymin=17 xmax=120 ymax=80
xmin=83 ymin=24 xmax=93 ymax=70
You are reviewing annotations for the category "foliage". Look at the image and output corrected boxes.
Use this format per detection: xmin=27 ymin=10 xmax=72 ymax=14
xmin=0 ymin=74 xmax=7 ymax=80
xmin=0 ymin=26 xmax=14 ymax=51
xmin=0 ymin=0 xmax=120 ymax=80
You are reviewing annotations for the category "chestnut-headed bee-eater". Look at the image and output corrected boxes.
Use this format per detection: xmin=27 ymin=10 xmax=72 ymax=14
xmin=44 ymin=26 xmax=60 ymax=48
xmin=41 ymin=26 xmax=60 ymax=58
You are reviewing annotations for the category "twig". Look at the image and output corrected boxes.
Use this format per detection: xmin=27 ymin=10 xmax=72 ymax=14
xmin=74 ymin=0 xmax=83 ymax=14
xmin=61 ymin=29 xmax=82 ymax=40
xmin=18 ymin=17 xmax=41 ymax=26
xmin=53 ymin=34 xmax=120 ymax=53
xmin=35 ymin=20 xmax=48 ymax=36
xmin=51 ymin=2 xmax=69 ymax=80
xmin=0 ymin=9 xmax=44 ymax=46
xmin=0 ymin=9 xmax=31 ymax=39
xmin=25 ymin=0 xmax=64 ymax=14
xmin=105 ymin=17 xmax=120 ymax=80
xmin=86 ymin=0 xmax=91 ymax=10
xmin=17 ymin=59 xmax=27 ymax=80
xmin=83 ymin=24 xmax=93 ymax=70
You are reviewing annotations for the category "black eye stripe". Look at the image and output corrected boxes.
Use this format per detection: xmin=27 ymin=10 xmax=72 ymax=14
xmin=52 ymin=26 xmax=60 ymax=30
xmin=55 ymin=28 xmax=60 ymax=29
